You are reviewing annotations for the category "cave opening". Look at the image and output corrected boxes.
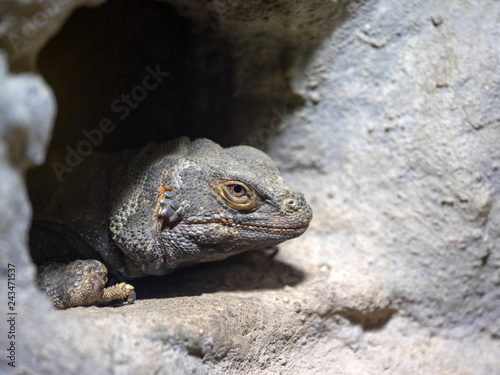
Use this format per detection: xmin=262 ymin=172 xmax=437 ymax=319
xmin=37 ymin=0 xmax=236 ymax=152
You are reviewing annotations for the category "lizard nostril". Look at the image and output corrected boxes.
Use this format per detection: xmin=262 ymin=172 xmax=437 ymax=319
xmin=284 ymin=198 xmax=298 ymax=212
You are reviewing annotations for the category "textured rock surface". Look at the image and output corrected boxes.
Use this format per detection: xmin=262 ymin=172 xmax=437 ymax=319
xmin=1 ymin=0 xmax=500 ymax=374
xmin=0 ymin=54 xmax=115 ymax=374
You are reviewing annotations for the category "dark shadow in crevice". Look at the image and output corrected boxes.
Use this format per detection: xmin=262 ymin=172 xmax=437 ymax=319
xmin=338 ymin=307 xmax=398 ymax=331
xmin=124 ymin=249 xmax=304 ymax=300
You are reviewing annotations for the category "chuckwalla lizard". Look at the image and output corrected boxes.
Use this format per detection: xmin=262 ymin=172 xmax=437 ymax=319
xmin=28 ymin=137 xmax=312 ymax=309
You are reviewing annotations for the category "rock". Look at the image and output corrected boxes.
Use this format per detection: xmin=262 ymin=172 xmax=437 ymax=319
xmin=0 ymin=53 xmax=115 ymax=374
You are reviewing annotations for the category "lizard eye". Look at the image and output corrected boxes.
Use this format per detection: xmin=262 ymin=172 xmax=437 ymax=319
xmin=220 ymin=181 xmax=257 ymax=210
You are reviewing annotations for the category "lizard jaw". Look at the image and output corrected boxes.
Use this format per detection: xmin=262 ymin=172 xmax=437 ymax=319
xmin=173 ymin=217 xmax=311 ymax=246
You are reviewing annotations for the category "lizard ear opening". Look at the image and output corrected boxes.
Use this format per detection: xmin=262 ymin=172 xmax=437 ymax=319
xmin=219 ymin=180 xmax=258 ymax=210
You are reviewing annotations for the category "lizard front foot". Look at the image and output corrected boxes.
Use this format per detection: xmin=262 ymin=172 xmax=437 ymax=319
xmin=37 ymin=259 xmax=135 ymax=309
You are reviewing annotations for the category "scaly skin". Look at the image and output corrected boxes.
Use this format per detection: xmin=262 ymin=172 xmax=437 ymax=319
xmin=29 ymin=137 xmax=312 ymax=309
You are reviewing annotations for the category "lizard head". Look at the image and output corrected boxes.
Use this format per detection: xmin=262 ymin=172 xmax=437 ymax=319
xmin=110 ymin=137 xmax=312 ymax=275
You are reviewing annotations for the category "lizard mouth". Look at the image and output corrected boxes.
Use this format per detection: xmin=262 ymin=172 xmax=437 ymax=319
xmin=226 ymin=221 xmax=310 ymax=232
xmin=181 ymin=215 xmax=311 ymax=236
xmin=185 ymin=220 xmax=309 ymax=231
xmin=178 ymin=205 xmax=313 ymax=240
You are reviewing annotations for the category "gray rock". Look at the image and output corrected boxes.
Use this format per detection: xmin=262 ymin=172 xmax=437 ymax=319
xmin=0 ymin=53 xmax=113 ymax=374
xmin=1 ymin=0 xmax=499 ymax=373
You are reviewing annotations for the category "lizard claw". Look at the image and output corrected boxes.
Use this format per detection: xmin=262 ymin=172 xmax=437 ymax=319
xmin=127 ymin=289 xmax=137 ymax=304
xmin=117 ymin=282 xmax=136 ymax=304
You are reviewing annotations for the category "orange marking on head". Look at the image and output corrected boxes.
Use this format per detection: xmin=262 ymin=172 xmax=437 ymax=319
xmin=152 ymin=171 xmax=172 ymax=229
xmin=157 ymin=183 xmax=169 ymax=197
xmin=153 ymin=182 xmax=172 ymax=226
